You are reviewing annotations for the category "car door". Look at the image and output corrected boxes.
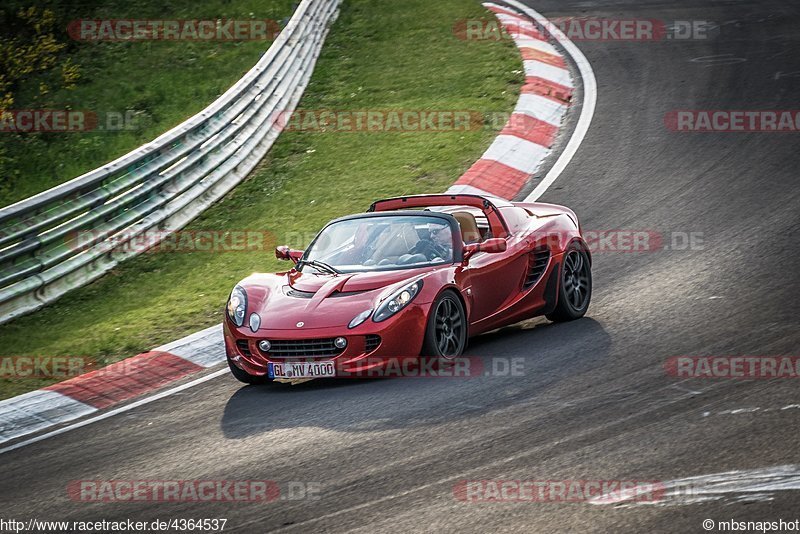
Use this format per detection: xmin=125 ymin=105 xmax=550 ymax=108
xmin=461 ymin=235 xmax=529 ymax=323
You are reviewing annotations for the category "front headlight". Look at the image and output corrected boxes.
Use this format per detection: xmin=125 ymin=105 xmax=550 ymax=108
xmin=373 ymin=280 xmax=423 ymax=323
xmin=226 ymin=286 xmax=247 ymax=327
xmin=348 ymin=308 xmax=373 ymax=329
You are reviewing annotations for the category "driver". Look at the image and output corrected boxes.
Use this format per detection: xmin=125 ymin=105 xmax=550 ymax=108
xmin=431 ymin=223 xmax=452 ymax=250
xmin=409 ymin=222 xmax=453 ymax=261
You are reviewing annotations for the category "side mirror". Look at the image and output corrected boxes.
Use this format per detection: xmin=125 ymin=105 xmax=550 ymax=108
xmin=463 ymin=238 xmax=507 ymax=262
xmin=275 ymin=246 xmax=303 ymax=263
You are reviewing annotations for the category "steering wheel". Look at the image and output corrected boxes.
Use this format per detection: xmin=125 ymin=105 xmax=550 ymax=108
xmin=409 ymin=239 xmax=446 ymax=261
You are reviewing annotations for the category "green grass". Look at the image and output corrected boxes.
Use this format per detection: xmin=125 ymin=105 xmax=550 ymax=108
xmin=0 ymin=0 xmax=296 ymax=207
xmin=0 ymin=0 xmax=523 ymax=399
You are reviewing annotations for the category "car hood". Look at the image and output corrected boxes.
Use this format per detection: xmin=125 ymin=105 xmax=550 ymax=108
xmin=238 ymin=266 xmax=435 ymax=331
xmin=288 ymin=267 xmax=434 ymax=293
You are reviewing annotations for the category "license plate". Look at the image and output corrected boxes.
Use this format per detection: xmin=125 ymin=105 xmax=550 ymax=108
xmin=268 ymin=361 xmax=336 ymax=379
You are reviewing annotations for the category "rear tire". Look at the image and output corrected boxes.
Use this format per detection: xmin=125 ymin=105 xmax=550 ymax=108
xmin=422 ymin=290 xmax=467 ymax=358
xmin=546 ymin=242 xmax=592 ymax=322
xmin=227 ymin=355 xmax=270 ymax=384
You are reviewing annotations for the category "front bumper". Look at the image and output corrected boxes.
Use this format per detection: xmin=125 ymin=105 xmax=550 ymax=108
xmin=224 ymin=304 xmax=428 ymax=378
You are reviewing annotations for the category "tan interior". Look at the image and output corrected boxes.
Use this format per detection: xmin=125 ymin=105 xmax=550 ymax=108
xmin=452 ymin=211 xmax=482 ymax=243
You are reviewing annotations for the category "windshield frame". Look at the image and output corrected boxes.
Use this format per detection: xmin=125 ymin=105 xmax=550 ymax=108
xmin=298 ymin=212 xmax=464 ymax=273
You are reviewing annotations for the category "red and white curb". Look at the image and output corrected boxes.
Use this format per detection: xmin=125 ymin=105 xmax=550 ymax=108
xmin=0 ymin=1 xmax=595 ymax=450
xmin=447 ymin=1 xmax=575 ymax=200
xmin=0 ymin=325 xmax=224 ymax=445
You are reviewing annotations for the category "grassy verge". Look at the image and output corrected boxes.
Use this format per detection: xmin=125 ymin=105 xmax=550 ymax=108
xmin=0 ymin=0 xmax=523 ymax=399
xmin=0 ymin=0 xmax=295 ymax=207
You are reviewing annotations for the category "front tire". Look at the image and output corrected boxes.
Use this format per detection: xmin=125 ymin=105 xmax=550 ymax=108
xmin=546 ymin=243 xmax=592 ymax=322
xmin=422 ymin=290 xmax=467 ymax=358
xmin=227 ymin=355 xmax=269 ymax=384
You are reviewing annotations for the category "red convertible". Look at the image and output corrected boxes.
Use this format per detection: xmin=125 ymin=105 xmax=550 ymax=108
xmin=224 ymin=194 xmax=591 ymax=383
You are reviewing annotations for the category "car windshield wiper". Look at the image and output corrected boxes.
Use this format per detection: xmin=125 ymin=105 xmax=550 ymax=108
xmin=296 ymin=259 xmax=341 ymax=275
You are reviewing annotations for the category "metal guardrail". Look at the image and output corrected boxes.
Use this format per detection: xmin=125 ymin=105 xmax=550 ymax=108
xmin=0 ymin=0 xmax=341 ymax=325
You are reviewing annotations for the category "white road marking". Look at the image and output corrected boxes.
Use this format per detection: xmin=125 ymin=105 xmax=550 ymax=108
xmin=495 ymin=13 xmax=537 ymax=28
xmin=482 ymin=135 xmax=550 ymax=174
xmin=690 ymin=54 xmax=747 ymax=65
xmin=445 ymin=184 xmax=496 ymax=197
xmin=153 ymin=324 xmax=225 ymax=367
xmin=0 ymin=368 xmax=229 ymax=455
xmin=589 ymin=465 xmax=800 ymax=506
xmin=0 ymin=390 xmax=95 ymax=445
xmin=523 ymin=60 xmax=572 ymax=87
xmin=516 ymin=38 xmax=559 ymax=55
xmin=516 ymin=93 xmax=569 ymax=126
xmin=502 ymin=0 xmax=598 ymax=202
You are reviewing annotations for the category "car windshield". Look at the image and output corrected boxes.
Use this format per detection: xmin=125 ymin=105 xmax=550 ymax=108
xmin=302 ymin=215 xmax=455 ymax=273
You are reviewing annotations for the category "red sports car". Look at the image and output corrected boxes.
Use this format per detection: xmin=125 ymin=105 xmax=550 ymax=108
xmin=224 ymin=194 xmax=591 ymax=383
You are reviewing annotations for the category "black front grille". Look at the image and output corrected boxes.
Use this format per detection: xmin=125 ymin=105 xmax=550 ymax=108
xmin=262 ymin=338 xmax=345 ymax=359
xmin=524 ymin=247 xmax=550 ymax=289
xmin=365 ymin=335 xmax=381 ymax=353
xmin=236 ymin=339 xmax=252 ymax=357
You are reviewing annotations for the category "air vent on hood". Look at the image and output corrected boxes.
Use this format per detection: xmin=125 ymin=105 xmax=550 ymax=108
xmin=330 ymin=290 xmax=368 ymax=298
xmin=282 ymin=285 xmax=315 ymax=299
